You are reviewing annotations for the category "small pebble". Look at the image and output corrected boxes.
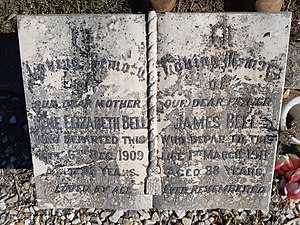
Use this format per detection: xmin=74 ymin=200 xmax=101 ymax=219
xmin=286 ymin=213 xmax=295 ymax=219
xmin=239 ymin=211 xmax=248 ymax=218
xmin=279 ymin=215 xmax=286 ymax=223
xmin=162 ymin=210 xmax=170 ymax=218
xmin=100 ymin=211 xmax=111 ymax=218
xmin=176 ymin=210 xmax=185 ymax=219
xmin=204 ymin=219 xmax=211 ymax=225
xmin=34 ymin=215 xmax=41 ymax=224
xmin=0 ymin=202 xmax=6 ymax=210
xmin=290 ymin=201 xmax=296 ymax=209
xmin=249 ymin=210 xmax=257 ymax=216
xmin=152 ymin=212 xmax=160 ymax=222
xmin=29 ymin=206 xmax=35 ymax=214
xmin=123 ymin=218 xmax=134 ymax=225
xmin=23 ymin=182 xmax=31 ymax=190
xmin=208 ymin=217 xmax=215 ymax=223
xmin=283 ymin=89 xmax=290 ymax=99
xmin=262 ymin=214 xmax=271 ymax=221
xmin=10 ymin=115 xmax=16 ymax=124
xmin=145 ymin=220 xmax=156 ymax=225
xmin=0 ymin=215 xmax=5 ymax=224
xmin=10 ymin=156 xmax=17 ymax=162
xmin=182 ymin=217 xmax=192 ymax=225
xmin=109 ymin=210 xmax=124 ymax=223
xmin=67 ymin=213 xmax=75 ymax=221
xmin=138 ymin=210 xmax=150 ymax=220
xmin=86 ymin=208 xmax=95 ymax=213
xmin=29 ymin=175 xmax=35 ymax=183
xmin=10 ymin=210 xmax=18 ymax=215
xmin=271 ymin=195 xmax=279 ymax=203
xmin=5 ymin=195 xmax=18 ymax=204
xmin=72 ymin=218 xmax=81 ymax=224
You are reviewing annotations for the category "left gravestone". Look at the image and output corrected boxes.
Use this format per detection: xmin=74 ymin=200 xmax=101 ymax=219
xmin=18 ymin=15 xmax=151 ymax=209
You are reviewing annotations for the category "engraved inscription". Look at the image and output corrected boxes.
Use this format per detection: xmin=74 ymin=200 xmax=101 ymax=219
xmin=210 ymin=22 xmax=232 ymax=47
xmin=19 ymin=14 xmax=151 ymax=209
xmin=154 ymin=12 xmax=290 ymax=210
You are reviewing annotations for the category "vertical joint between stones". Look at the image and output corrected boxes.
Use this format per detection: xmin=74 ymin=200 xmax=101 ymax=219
xmin=145 ymin=11 xmax=161 ymax=195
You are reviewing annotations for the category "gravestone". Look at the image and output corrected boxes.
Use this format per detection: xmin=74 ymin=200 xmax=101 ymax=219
xmin=154 ymin=13 xmax=291 ymax=210
xmin=18 ymin=12 xmax=292 ymax=210
xmin=18 ymin=15 xmax=152 ymax=209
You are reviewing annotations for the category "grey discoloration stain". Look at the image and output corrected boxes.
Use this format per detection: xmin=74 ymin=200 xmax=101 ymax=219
xmin=154 ymin=13 xmax=291 ymax=210
xmin=18 ymin=14 xmax=151 ymax=209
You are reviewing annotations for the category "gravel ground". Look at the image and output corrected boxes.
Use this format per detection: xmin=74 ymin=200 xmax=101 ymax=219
xmin=0 ymin=168 xmax=299 ymax=225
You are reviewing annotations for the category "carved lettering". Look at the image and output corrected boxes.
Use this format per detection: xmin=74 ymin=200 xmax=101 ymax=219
xmin=162 ymin=184 xmax=267 ymax=195
xmin=161 ymin=97 xmax=272 ymax=109
xmin=174 ymin=116 xmax=221 ymax=130
xmin=55 ymin=184 xmax=90 ymax=193
xmin=224 ymin=165 xmax=264 ymax=176
xmin=158 ymin=52 xmax=283 ymax=80
xmin=64 ymin=135 xmax=119 ymax=144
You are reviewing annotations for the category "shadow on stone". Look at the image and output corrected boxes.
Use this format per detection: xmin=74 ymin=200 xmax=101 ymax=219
xmin=0 ymin=34 xmax=23 ymax=92
xmin=0 ymin=33 xmax=32 ymax=169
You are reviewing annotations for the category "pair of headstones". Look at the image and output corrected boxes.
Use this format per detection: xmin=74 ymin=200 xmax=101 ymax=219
xmin=18 ymin=12 xmax=291 ymax=210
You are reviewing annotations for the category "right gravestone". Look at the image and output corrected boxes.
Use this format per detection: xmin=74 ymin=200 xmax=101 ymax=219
xmin=154 ymin=13 xmax=291 ymax=210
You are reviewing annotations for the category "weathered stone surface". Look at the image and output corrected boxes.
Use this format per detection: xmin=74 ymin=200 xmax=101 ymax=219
xmin=19 ymin=12 xmax=292 ymax=210
xmin=286 ymin=42 xmax=300 ymax=89
xmin=154 ymin=13 xmax=291 ymax=210
xmin=18 ymin=15 xmax=151 ymax=209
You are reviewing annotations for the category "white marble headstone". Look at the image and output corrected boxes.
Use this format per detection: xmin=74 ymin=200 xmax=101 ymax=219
xmin=154 ymin=12 xmax=291 ymax=210
xmin=18 ymin=14 xmax=151 ymax=209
